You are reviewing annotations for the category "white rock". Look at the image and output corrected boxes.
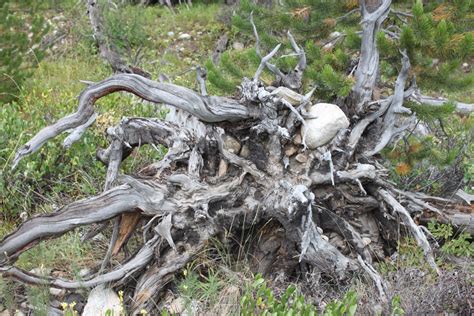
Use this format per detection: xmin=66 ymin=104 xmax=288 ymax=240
xmin=295 ymin=153 xmax=308 ymax=163
xmin=19 ymin=212 xmax=28 ymax=222
xmin=178 ymin=33 xmax=191 ymax=40
xmin=330 ymin=31 xmax=342 ymax=39
xmin=79 ymin=268 xmax=91 ymax=278
xmin=49 ymin=287 xmax=65 ymax=297
xmin=232 ymin=42 xmax=244 ymax=51
xmin=302 ymin=103 xmax=349 ymax=149
xmin=167 ymin=31 xmax=175 ymax=37
xmin=323 ymin=42 xmax=334 ymax=51
xmin=83 ymin=286 xmax=122 ymax=316
xmin=362 ymin=237 xmax=372 ymax=246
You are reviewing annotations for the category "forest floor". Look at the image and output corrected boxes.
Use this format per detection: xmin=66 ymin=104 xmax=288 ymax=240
xmin=0 ymin=1 xmax=472 ymax=315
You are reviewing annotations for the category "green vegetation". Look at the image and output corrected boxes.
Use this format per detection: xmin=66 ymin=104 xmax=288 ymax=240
xmin=176 ymin=267 xmax=359 ymax=316
xmin=383 ymin=111 xmax=472 ymax=195
xmin=428 ymin=221 xmax=473 ymax=257
xmin=0 ymin=0 xmax=49 ymax=104
xmin=241 ymin=274 xmax=357 ymax=316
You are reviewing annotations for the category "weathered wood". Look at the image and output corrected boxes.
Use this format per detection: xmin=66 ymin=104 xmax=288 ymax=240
xmin=0 ymin=183 xmax=167 ymax=263
xmin=409 ymin=89 xmax=474 ymax=115
xmin=379 ymin=189 xmax=440 ymax=275
xmin=12 ymin=74 xmax=258 ymax=168
xmin=350 ymin=0 xmax=391 ymax=113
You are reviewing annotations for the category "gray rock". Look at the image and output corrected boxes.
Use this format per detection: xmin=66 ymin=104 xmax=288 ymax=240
xmin=330 ymin=31 xmax=342 ymax=39
xmin=223 ymin=135 xmax=241 ymax=154
xmin=178 ymin=33 xmax=191 ymax=40
xmin=232 ymin=42 xmax=244 ymax=51
xmin=302 ymin=103 xmax=349 ymax=149
xmin=239 ymin=144 xmax=250 ymax=158
xmin=83 ymin=286 xmax=122 ymax=316
xmin=49 ymin=287 xmax=65 ymax=297
xmin=295 ymin=153 xmax=308 ymax=163
xmin=79 ymin=268 xmax=91 ymax=278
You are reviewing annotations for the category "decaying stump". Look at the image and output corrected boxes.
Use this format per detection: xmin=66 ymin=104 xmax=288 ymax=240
xmin=1 ymin=0 xmax=473 ymax=313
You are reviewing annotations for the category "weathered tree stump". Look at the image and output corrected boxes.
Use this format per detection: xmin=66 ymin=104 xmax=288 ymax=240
xmin=1 ymin=0 xmax=473 ymax=313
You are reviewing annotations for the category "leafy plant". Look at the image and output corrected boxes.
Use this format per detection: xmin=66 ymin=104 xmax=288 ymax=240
xmin=428 ymin=221 xmax=473 ymax=257
xmin=390 ymin=295 xmax=405 ymax=316
xmin=241 ymin=274 xmax=357 ymax=316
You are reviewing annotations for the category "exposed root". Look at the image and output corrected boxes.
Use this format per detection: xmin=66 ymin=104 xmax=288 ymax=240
xmin=2 ymin=3 xmax=467 ymax=312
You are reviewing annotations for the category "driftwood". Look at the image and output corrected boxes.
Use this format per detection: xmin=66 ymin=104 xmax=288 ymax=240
xmin=1 ymin=1 xmax=473 ymax=314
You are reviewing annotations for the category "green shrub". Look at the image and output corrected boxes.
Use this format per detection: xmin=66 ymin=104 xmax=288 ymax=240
xmin=428 ymin=222 xmax=473 ymax=257
xmin=0 ymin=0 xmax=49 ymax=104
xmin=241 ymin=274 xmax=357 ymax=316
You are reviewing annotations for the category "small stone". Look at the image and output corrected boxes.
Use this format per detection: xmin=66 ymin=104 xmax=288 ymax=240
xmin=49 ymin=288 xmax=66 ymax=297
xmin=284 ymin=145 xmax=297 ymax=157
xmin=19 ymin=212 xmax=28 ymax=222
xmin=295 ymin=153 xmax=308 ymax=163
xmin=371 ymin=304 xmax=383 ymax=315
xmin=232 ymin=42 xmax=244 ymax=51
xmin=218 ymin=159 xmax=228 ymax=177
xmin=79 ymin=268 xmax=91 ymax=278
xmin=83 ymin=286 xmax=122 ymax=316
xmin=330 ymin=31 xmax=342 ymax=39
xmin=322 ymin=42 xmax=334 ymax=51
xmin=461 ymin=62 xmax=471 ymax=73
xmin=30 ymin=267 xmax=51 ymax=276
xmin=301 ymin=103 xmax=350 ymax=149
xmin=321 ymin=235 xmax=329 ymax=241
xmin=362 ymin=237 xmax=372 ymax=246
xmin=178 ymin=33 xmax=191 ymax=40
xmin=179 ymin=47 xmax=185 ymax=52
xmin=239 ymin=144 xmax=250 ymax=158
xmin=316 ymin=227 xmax=323 ymax=234
xmin=293 ymin=133 xmax=302 ymax=145
xmin=223 ymin=135 xmax=241 ymax=154
xmin=167 ymin=31 xmax=174 ymax=37
xmin=197 ymin=31 xmax=203 ymax=35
